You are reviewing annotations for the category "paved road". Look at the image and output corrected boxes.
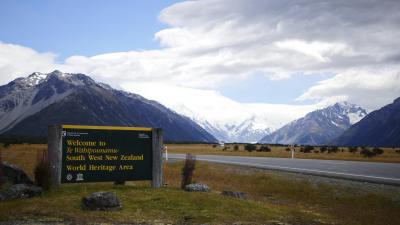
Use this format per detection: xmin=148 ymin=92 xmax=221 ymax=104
xmin=167 ymin=154 xmax=400 ymax=186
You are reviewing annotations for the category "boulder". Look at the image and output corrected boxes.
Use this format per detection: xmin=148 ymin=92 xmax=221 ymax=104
xmin=184 ymin=183 xmax=211 ymax=192
xmin=82 ymin=191 xmax=121 ymax=211
xmin=0 ymin=183 xmax=43 ymax=201
xmin=221 ymin=190 xmax=248 ymax=199
xmin=0 ymin=162 xmax=33 ymax=185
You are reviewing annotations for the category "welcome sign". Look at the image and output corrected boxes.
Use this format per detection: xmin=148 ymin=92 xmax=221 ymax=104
xmin=48 ymin=125 xmax=163 ymax=187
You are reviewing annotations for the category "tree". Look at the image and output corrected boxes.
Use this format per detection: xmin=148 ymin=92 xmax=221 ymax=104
xmin=244 ymin=144 xmax=257 ymax=152
xmin=360 ymin=148 xmax=375 ymax=158
xmin=348 ymin=146 xmax=358 ymax=153
xmin=372 ymin=147 xmax=384 ymax=155
xmin=259 ymin=145 xmax=271 ymax=152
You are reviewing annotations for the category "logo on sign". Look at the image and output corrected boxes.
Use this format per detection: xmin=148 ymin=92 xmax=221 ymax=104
xmin=76 ymin=173 xmax=84 ymax=181
xmin=138 ymin=133 xmax=150 ymax=139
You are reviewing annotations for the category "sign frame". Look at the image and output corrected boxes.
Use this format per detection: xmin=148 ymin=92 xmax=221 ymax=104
xmin=48 ymin=125 xmax=163 ymax=188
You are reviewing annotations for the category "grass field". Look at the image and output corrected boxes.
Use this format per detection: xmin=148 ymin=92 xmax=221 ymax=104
xmin=1 ymin=144 xmax=399 ymax=224
xmin=166 ymin=143 xmax=400 ymax=163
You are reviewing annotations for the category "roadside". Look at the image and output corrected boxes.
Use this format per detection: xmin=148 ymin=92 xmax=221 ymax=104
xmin=1 ymin=145 xmax=399 ymax=224
xmin=166 ymin=143 xmax=400 ymax=163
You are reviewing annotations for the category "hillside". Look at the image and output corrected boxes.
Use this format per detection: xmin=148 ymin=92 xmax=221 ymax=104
xmin=0 ymin=70 xmax=217 ymax=142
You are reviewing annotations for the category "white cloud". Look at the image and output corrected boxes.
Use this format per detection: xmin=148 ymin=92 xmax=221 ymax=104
xmin=0 ymin=42 xmax=58 ymax=84
xmin=0 ymin=0 xmax=399 ymax=118
xmin=120 ymin=82 xmax=318 ymax=131
xmin=297 ymin=67 xmax=400 ymax=110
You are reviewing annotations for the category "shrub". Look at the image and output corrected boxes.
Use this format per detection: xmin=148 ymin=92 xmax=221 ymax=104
xmin=348 ymin=146 xmax=358 ymax=153
xmin=233 ymin=145 xmax=239 ymax=151
xmin=258 ymin=145 xmax=271 ymax=152
xmin=395 ymin=150 xmax=400 ymax=154
xmin=301 ymin=146 xmax=314 ymax=153
xmin=328 ymin=146 xmax=339 ymax=153
xmin=34 ymin=150 xmax=51 ymax=190
xmin=360 ymin=148 xmax=375 ymax=158
xmin=285 ymin=147 xmax=291 ymax=152
xmin=212 ymin=144 xmax=217 ymax=148
xmin=244 ymin=144 xmax=257 ymax=152
xmin=3 ymin=143 xmax=11 ymax=148
xmin=372 ymin=147 xmax=384 ymax=155
xmin=320 ymin=146 xmax=327 ymax=153
xmin=181 ymin=154 xmax=196 ymax=189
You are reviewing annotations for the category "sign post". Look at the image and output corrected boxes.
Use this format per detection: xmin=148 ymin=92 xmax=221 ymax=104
xmin=48 ymin=125 xmax=163 ymax=188
xmin=291 ymin=145 xmax=295 ymax=159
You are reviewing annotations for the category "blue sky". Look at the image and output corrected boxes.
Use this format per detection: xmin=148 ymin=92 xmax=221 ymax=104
xmin=0 ymin=0 xmax=177 ymax=59
xmin=0 ymin=0 xmax=329 ymax=104
xmin=0 ymin=0 xmax=399 ymax=112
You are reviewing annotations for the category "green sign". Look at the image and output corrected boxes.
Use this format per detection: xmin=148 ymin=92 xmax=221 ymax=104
xmin=61 ymin=125 xmax=153 ymax=183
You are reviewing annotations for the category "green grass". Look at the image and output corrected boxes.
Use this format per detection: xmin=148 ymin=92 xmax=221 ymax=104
xmin=1 ymin=146 xmax=399 ymax=224
xmin=0 ymin=183 xmax=287 ymax=224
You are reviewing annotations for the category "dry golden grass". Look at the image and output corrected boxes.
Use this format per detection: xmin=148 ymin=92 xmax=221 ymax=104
xmin=166 ymin=143 xmax=400 ymax=163
xmin=1 ymin=143 xmax=47 ymax=179
xmin=1 ymin=144 xmax=399 ymax=224
xmin=164 ymin=161 xmax=400 ymax=225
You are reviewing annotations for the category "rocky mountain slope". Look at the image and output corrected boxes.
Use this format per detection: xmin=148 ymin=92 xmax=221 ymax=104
xmin=259 ymin=102 xmax=367 ymax=145
xmin=0 ymin=70 xmax=217 ymax=142
xmin=332 ymin=97 xmax=400 ymax=147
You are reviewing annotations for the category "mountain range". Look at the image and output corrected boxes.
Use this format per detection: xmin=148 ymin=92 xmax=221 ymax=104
xmin=333 ymin=97 xmax=400 ymax=147
xmin=2 ymin=70 xmax=399 ymax=147
xmin=0 ymin=70 xmax=217 ymax=142
xmin=259 ymin=102 xmax=367 ymax=145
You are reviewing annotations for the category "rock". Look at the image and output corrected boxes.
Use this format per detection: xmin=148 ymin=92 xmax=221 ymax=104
xmin=221 ymin=190 xmax=248 ymax=199
xmin=184 ymin=183 xmax=211 ymax=192
xmin=0 ymin=162 xmax=33 ymax=185
xmin=82 ymin=191 xmax=121 ymax=210
xmin=0 ymin=183 xmax=43 ymax=201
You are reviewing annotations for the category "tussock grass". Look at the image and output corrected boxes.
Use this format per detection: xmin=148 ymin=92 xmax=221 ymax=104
xmin=165 ymin=161 xmax=400 ymax=225
xmin=167 ymin=144 xmax=400 ymax=163
xmin=0 ymin=144 xmax=399 ymax=224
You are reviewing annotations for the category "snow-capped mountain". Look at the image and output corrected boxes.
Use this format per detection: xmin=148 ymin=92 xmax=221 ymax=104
xmin=191 ymin=115 xmax=274 ymax=143
xmin=167 ymin=103 xmax=314 ymax=143
xmin=259 ymin=102 xmax=368 ymax=145
xmin=0 ymin=70 xmax=217 ymax=142
xmin=333 ymin=97 xmax=400 ymax=147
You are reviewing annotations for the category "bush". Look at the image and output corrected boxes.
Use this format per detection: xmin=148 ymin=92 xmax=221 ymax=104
xmin=372 ymin=147 xmax=384 ymax=155
xmin=348 ymin=146 xmax=358 ymax=153
xmin=3 ymin=143 xmax=11 ymax=148
xmin=320 ymin=146 xmax=327 ymax=153
xmin=301 ymin=146 xmax=314 ymax=153
xmin=244 ymin=144 xmax=257 ymax=152
xmin=233 ymin=145 xmax=239 ymax=151
xmin=181 ymin=154 xmax=196 ymax=189
xmin=212 ymin=144 xmax=217 ymax=148
xmin=258 ymin=145 xmax=271 ymax=152
xmin=395 ymin=150 xmax=400 ymax=154
xmin=360 ymin=148 xmax=375 ymax=158
xmin=34 ymin=150 xmax=51 ymax=190
xmin=328 ymin=146 xmax=339 ymax=153
xmin=285 ymin=147 xmax=291 ymax=152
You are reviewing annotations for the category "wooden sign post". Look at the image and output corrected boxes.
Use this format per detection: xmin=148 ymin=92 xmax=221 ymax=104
xmin=48 ymin=125 xmax=163 ymax=188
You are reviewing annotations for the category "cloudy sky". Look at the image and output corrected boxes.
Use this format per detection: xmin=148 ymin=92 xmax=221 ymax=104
xmin=1 ymin=0 xmax=400 ymax=123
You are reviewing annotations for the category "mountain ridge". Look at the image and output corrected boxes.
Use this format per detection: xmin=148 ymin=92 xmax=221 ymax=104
xmin=259 ymin=102 xmax=367 ymax=145
xmin=332 ymin=97 xmax=400 ymax=147
xmin=0 ymin=70 xmax=217 ymax=142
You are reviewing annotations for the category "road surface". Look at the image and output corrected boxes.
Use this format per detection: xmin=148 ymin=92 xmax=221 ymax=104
xmin=167 ymin=154 xmax=400 ymax=186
